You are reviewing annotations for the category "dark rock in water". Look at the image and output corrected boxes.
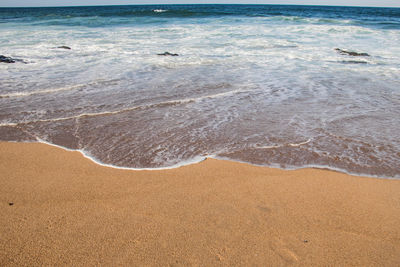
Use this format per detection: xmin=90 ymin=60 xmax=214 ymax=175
xmin=0 ymin=55 xmax=16 ymax=63
xmin=157 ymin=52 xmax=179 ymax=56
xmin=0 ymin=55 xmax=26 ymax=64
xmin=335 ymin=48 xmax=370 ymax=57
xmin=341 ymin=60 xmax=368 ymax=64
xmin=57 ymin=46 xmax=71 ymax=50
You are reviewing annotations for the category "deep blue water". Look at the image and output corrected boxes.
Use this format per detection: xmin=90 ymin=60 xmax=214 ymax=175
xmin=1 ymin=5 xmax=400 ymax=29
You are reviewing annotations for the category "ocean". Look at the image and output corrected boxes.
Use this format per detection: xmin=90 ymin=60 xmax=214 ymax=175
xmin=1 ymin=4 xmax=399 ymax=177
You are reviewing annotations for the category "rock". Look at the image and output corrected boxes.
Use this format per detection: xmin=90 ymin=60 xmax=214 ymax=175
xmin=335 ymin=48 xmax=370 ymax=57
xmin=0 ymin=55 xmax=26 ymax=64
xmin=157 ymin=52 xmax=179 ymax=56
xmin=9 ymin=202 xmax=14 ymax=206
xmin=0 ymin=55 xmax=16 ymax=63
xmin=57 ymin=46 xmax=71 ymax=50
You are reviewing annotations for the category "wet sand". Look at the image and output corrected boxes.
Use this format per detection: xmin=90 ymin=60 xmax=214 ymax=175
xmin=1 ymin=142 xmax=400 ymax=266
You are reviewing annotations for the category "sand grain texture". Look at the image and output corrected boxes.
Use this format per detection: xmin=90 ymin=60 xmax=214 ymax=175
xmin=1 ymin=142 xmax=400 ymax=266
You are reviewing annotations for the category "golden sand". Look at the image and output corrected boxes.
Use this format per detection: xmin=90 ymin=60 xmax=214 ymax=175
xmin=1 ymin=142 xmax=400 ymax=266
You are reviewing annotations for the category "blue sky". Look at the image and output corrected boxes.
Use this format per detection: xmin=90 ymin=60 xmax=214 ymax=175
xmin=1 ymin=0 xmax=399 ymax=7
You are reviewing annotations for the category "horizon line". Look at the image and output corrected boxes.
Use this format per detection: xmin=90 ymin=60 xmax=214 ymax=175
xmin=0 ymin=3 xmax=399 ymax=8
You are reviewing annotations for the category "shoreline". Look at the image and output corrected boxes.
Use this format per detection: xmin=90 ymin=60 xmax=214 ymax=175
xmin=9 ymin=139 xmax=399 ymax=180
xmin=1 ymin=141 xmax=400 ymax=265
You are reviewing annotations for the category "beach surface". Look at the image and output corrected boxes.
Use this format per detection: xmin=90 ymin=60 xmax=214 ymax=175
xmin=1 ymin=141 xmax=400 ymax=266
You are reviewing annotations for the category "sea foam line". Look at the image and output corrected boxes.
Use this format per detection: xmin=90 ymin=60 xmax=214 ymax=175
xmin=0 ymin=79 xmax=120 ymax=99
xmin=0 ymin=88 xmax=253 ymax=127
xmin=35 ymin=137 xmax=208 ymax=171
xmin=212 ymin=155 xmax=399 ymax=180
xmin=255 ymin=138 xmax=312 ymax=149
xmin=0 ymin=84 xmax=84 ymax=99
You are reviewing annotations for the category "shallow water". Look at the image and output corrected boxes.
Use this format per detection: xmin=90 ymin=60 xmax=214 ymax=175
xmin=1 ymin=5 xmax=400 ymax=177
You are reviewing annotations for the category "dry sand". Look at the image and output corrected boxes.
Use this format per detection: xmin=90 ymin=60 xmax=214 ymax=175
xmin=1 ymin=142 xmax=400 ymax=266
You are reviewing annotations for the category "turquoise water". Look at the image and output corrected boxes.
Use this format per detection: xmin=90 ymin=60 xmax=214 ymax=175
xmin=1 ymin=5 xmax=400 ymax=177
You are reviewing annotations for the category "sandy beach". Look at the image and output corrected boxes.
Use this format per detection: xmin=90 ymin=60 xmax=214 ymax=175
xmin=1 ymin=141 xmax=400 ymax=266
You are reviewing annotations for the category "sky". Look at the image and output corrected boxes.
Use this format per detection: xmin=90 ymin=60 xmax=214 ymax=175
xmin=0 ymin=0 xmax=400 ymax=8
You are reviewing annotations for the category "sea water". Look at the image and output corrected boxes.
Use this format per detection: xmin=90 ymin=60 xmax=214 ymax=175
xmin=1 ymin=5 xmax=399 ymax=177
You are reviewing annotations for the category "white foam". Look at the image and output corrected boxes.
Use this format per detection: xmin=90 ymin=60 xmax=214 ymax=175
xmin=255 ymin=139 xmax=312 ymax=149
xmin=288 ymin=139 xmax=312 ymax=147
xmin=0 ymin=122 xmax=18 ymax=127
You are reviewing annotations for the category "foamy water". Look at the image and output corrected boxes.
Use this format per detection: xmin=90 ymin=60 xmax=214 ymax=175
xmin=1 ymin=5 xmax=400 ymax=177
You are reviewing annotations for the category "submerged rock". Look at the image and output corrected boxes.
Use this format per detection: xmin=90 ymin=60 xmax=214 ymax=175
xmin=57 ymin=46 xmax=71 ymax=50
xmin=157 ymin=52 xmax=179 ymax=56
xmin=341 ymin=60 xmax=368 ymax=64
xmin=335 ymin=48 xmax=370 ymax=57
xmin=0 ymin=55 xmax=25 ymax=63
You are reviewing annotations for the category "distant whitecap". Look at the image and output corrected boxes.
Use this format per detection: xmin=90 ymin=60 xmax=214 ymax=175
xmin=153 ymin=9 xmax=167 ymax=13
